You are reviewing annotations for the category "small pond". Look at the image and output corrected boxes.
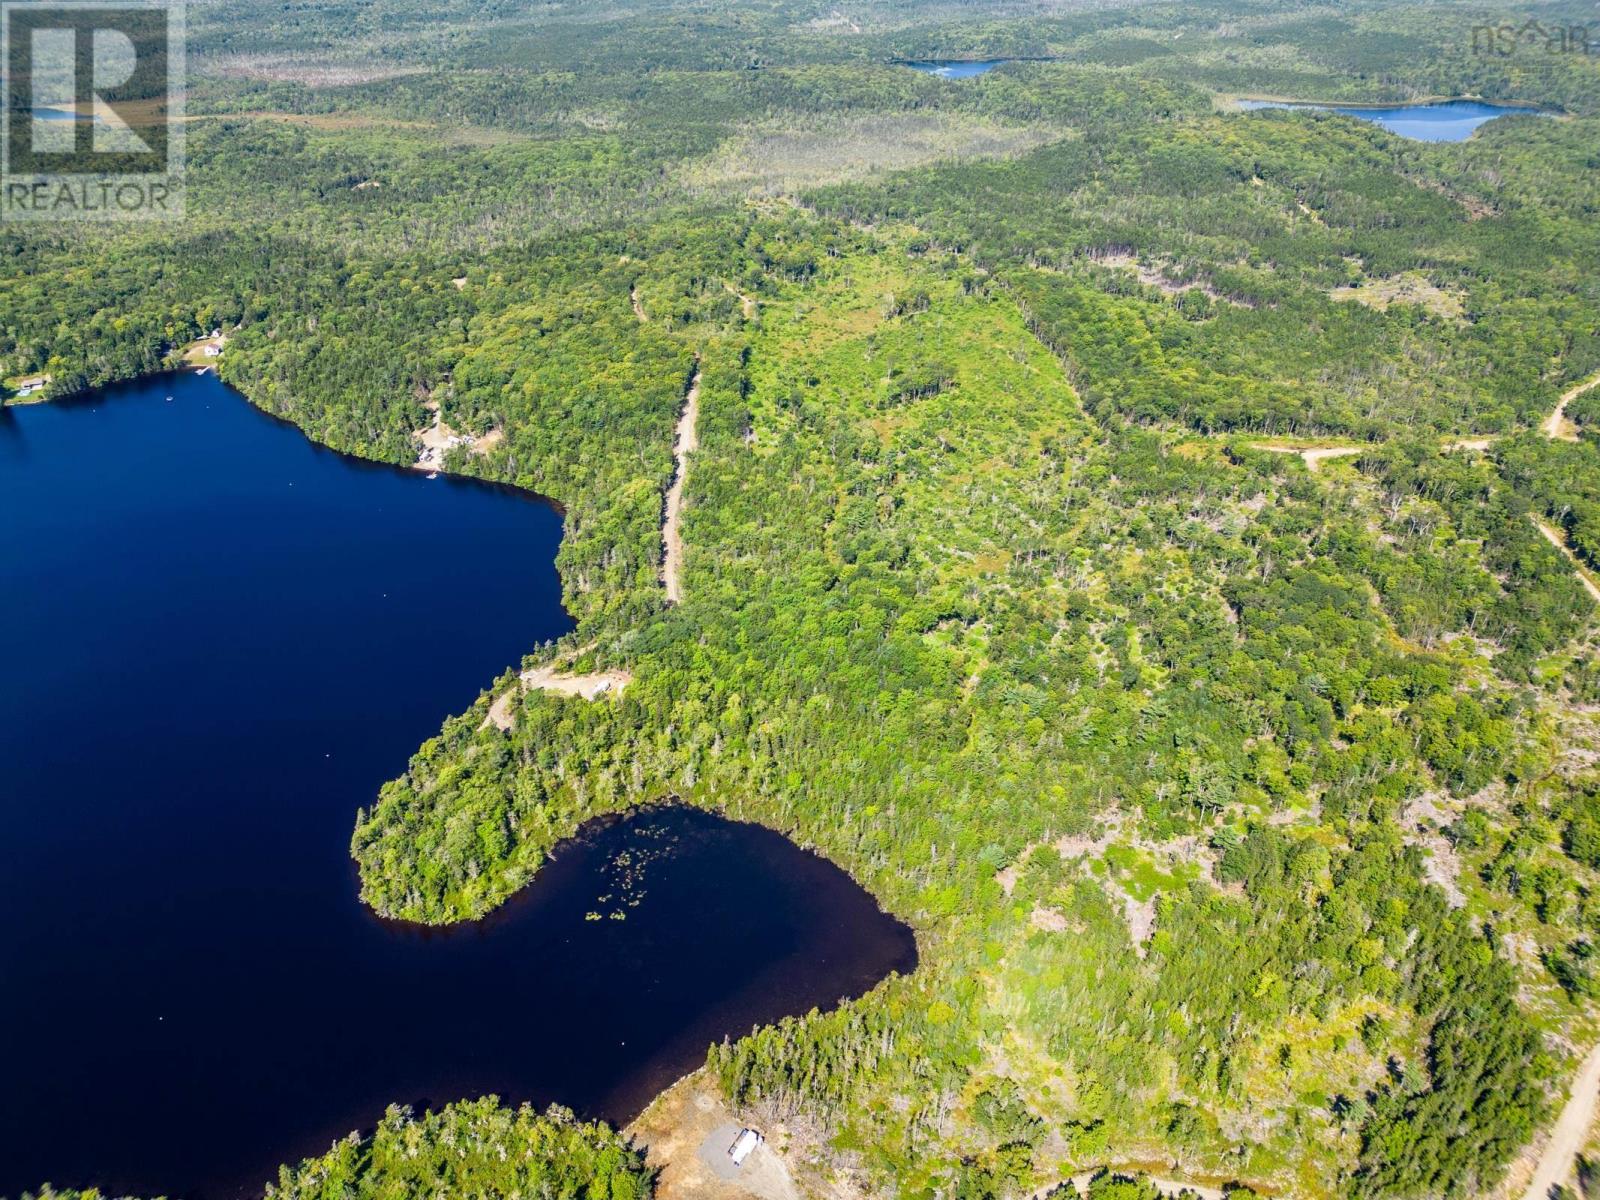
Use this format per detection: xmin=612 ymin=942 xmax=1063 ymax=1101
xmin=1237 ymin=97 xmax=1548 ymax=142
xmin=899 ymin=58 xmax=1014 ymax=78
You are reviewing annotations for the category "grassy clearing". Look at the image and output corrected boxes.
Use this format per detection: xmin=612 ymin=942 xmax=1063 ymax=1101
xmin=1329 ymin=272 xmax=1467 ymax=321
xmin=681 ymin=114 xmax=1064 ymax=198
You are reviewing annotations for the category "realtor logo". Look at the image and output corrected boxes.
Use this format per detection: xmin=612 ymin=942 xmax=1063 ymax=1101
xmin=2 ymin=0 xmax=184 ymax=220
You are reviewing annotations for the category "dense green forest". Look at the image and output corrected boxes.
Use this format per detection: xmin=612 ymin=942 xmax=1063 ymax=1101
xmin=11 ymin=1100 xmax=649 ymax=1200
xmin=7 ymin=0 xmax=1600 ymax=1196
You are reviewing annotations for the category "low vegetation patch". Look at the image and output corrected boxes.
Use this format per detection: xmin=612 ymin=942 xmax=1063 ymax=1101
xmin=1329 ymin=272 xmax=1466 ymax=321
xmin=681 ymin=114 xmax=1062 ymax=197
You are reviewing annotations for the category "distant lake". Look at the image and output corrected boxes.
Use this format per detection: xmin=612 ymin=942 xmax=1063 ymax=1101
xmin=0 ymin=371 xmax=916 ymax=1199
xmin=28 ymin=106 xmax=98 ymax=122
xmin=899 ymin=58 xmax=1013 ymax=78
xmin=1237 ymin=97 xmax=1547 ymax=142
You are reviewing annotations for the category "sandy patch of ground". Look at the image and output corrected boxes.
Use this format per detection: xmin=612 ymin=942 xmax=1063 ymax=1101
xmin=662 ymin=362 xmax=701 ymax=605
xmin=413 ymin=402 xmax=469 ymax=471
xmin=1441 ymin=437 xmax=1495 ymax=452
xmin=1085 ymin=249 xmax=1245 ymax=306
xmin=1030 ymin=906 xmax=1071 ymax=932
xmin=1330 ymin=272 xmax=1466 ymax=321
xmin=1120 ymin=891 xmax=1158 ymax=953
xmin=1255 ymin=443 xmax=1366 ymax=471
xmin=411 ymin=398 xmax=502 ymax=471
xmin=484 ymin=690 xmax=519 ymax=731
xmin=632 ymin=284 xmax=649 ymax=323
xmin=725 ymin=281 xmax=758 ymax=320
xmin=1000 ymin=816 xmax=1174 ymax=951
xmin=1545 ymin=409 xmax=1581 ymax=442
xmin=520 ymin=662 xmax=631 ymax=698
xmin=628 ymin=1071 xmax=799 ymax=1200
xmin=1399 ymin=792 xmax=1467 ymax=909
xmin=484 ymin=657 xmax=632 ymax=731
xmin=1004 ymin=816 xmax=1243 ymax=952
xmin=698 ymin=1123 xmax=796 ymax=1200
xmin=997 ymin=815 xmax=1126 ymax=896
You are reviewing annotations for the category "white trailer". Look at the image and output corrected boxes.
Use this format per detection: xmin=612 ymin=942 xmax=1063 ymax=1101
xmin=728 ymin=1127 xmax=763 ymax=1167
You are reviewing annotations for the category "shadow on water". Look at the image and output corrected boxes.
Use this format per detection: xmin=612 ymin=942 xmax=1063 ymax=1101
xmin=0 ymin=372 xmax=916 ymax=1199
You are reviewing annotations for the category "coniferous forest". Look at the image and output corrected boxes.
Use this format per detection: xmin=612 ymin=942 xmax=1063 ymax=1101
xmin=6 ymin=0 xmax=1600 ymax=1197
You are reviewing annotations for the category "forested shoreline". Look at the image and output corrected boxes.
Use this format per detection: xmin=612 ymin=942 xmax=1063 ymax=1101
xmin=7 ymin=0 xmax=1600 ymax=1196
xmin=16 ymin=1100 xmax=651 ymax=1200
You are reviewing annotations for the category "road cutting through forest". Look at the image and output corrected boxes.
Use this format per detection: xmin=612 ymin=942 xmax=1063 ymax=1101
xmin=662 ymin=361 xmax=701 ymax=605
xmin=1517 ymin=1036 xmax=1600 ymax=1200
xmin=1543 ymin=371 xmax=1600 ymax=442
xmin=1533 ymin=517 xmax=1600 ymax=604
xmin=1254 ymin=443 xmax=1365 ymax=470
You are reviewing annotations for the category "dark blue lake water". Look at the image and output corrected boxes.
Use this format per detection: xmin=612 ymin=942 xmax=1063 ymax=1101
xmin=0 ymin=372 xmax=915 ymax=1199
xmin=1237 ymin=97 xmax=1546 ymax=142
xmin=900 ymin=58 xmax=1012 ymax=78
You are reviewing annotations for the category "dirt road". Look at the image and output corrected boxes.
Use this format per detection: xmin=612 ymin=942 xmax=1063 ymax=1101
xmin=1543 ymin=372 xmax=1600 ymax=442
xmin=483 ymin=661 xmax=630 ymax=730
xmin=662 ymin=362 xmax=701 ymax=605
xmin=1519 ymin=1039 xmax=1600 ymax=1200
xmin=1256 ymin=443 xmax=1366 ymax=471
xmin=1532 ymin=516 xmax=1600 ymax=604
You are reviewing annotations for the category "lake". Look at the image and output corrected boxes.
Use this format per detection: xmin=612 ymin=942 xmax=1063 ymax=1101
xmin=899 ymin=58 xmax=1013 ymax=78
xmin=0 ymin=371 xmax=917 ymax=1199
xmin=1237 ymin=97 xmax=1546 ymax=142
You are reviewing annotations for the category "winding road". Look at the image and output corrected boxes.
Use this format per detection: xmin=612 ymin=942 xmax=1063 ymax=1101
xmin=1543 ymin=372 xmax=1600 ymax=442
xmin=1515 ymin=370 xmax=1600 ymax=1200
